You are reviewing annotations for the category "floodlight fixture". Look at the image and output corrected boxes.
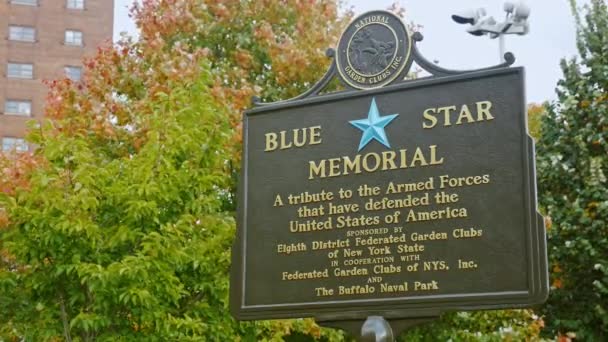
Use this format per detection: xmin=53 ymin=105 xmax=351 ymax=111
xmin=452 ymin=1 xmax=531 ymax=62
xmin=451 ymin=9 xmax=481 ymax=25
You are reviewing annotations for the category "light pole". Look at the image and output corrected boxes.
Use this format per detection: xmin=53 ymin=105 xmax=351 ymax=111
xmin=452 ymin=1 xmax=531 ymax=63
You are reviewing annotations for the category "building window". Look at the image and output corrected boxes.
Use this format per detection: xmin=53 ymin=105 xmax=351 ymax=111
xmin=66 ymin=0 xmax=85 ymax=9
xmin=4 ymin=100 xmax=32 ymax=116
xmin=9 ymin=26 xmax=36 ymax=42
xmin=64 ymin=30 xmax=83 ymax=46
xmin=2 ymin=137 xmax=29 ymax=152
xmin=10 ymin=0 xmax=38 ymax=6
xmin=65 ymin=66 xmax=82 ymax=81
xmin=7 ymin=63 xmax=34 ymax=79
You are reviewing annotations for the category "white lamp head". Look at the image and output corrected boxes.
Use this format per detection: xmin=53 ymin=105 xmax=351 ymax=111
xmin=451 ymin=9 xmax=478 ymax=24
xmin=513 ymin=2 xmax=531 ymax=21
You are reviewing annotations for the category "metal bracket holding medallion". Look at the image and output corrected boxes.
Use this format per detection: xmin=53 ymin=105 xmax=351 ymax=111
xmin=253 ymin=10 xmax=515 ymax=108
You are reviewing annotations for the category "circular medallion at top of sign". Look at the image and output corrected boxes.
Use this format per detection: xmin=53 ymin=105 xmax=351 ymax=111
xmin=336 ymin=11 xmax=412 ymax=90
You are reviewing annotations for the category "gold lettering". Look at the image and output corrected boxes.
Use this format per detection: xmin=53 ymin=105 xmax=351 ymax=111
xmin=315 ymin=287 xmax=334 ymax=296
xmin=456 ymin=104 xmax=475 ymax=125
xmin=362 ymin=153 xmax=381 ymax=172
xmin=439 ymin=174 xmax=491 ymax=188
xmin=476 ymin=101 xmax=494 ymax=121
xmin=292 ymin=128 xmax=307 ymax=147
xmin=381 ymin=151 xmax=397 ymax=170
xmin=279 ymin=131 xmax=292 ymax=150
xmin=373 ymin=264 xmax=401 ymax=274
xmin=343 ymin=256 xmax=394 ymax=266
xmin=458 ymin=259 xmax=478 ymax=269
xmin=423 ymin=101 xmax=494 ymax=128
xmin=380 ymin=281 xmax=409 ymax=293
xmin=365 ymin=194 xmax=430 ymax=211
xmin=265 ymin=132 xmax=278 ymax=151
xmin=414 ymin=280 xmax=439 ymax=291
xmin=328 ymin=158 xmax=342 ymax=177
xmin=343 ymin=155 xmax=361 ymax=175
xmin=422 ymin=108 xmax=437 ymax=129
xmin=308 ymin=146 xmax=444 ymax=180
xmin=277 ymin=242 xmax=307 ymax=255
xmin=334 ymin=266 xmax=369 ymax=277
xmin=385 ymin=177 xmax=434 ymax=194
xmin=289 ymin=218 xmax=333 ymax=232
xmin=399 ymin=148 xmax=407 ymax=168
xmin=309 ymin=160 xmax=326 ymax=180
xmin=410 ymin=148 xmax=428 ymax=167
xmin=282 ymin=269 xmax=329 ymax=281
xmin=310 ymin=126 xmax=322 ymax=145
xmin=438 ymin=105 xmax=456 ymax=126
xmin=338 ymin=284 xmax=375 ymax=295
xmin=288 ymin=190 xmax=334 ymax=204
xmin=406 ymin=208 xmax=468 ymax=222
xmin=265 ymin=126 xmax=322 ymax=152
xmin=429 ymin=145 xmax=444 ymax=165
xmin=410 ymin=231 xmax=448 ymax=241
xmin=423 ymin=260 xmax=449 ymax=271
xmin=453 ymin=227 xmax=483 ymax=239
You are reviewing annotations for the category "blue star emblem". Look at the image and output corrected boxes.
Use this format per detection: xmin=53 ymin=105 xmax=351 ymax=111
xmin=349 ymin=98 xmax=399 ymax=151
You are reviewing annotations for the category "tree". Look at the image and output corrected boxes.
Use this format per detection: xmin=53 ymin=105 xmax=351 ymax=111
xmin=131 ymin=0 xmax=351 ymax=157
xmin=402 ymin=310 xmax=544 ymax=341
xmin=528 ymin=103 xmax=547 ymax=141
xmin=537 ymin=0 xmax=608 ymax=340
xmin=0 ymin=60 xmax=243 ymax=340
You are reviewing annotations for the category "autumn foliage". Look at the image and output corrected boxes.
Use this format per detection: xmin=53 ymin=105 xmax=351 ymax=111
xmin=132 ymin=0 xmax=350 ymax=137
xmin=0 ymin=1 xmax=351 ymax=340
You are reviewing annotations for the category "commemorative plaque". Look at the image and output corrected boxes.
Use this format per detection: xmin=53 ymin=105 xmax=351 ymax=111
xmin=230 ymin=10 xmax=548 ymax=332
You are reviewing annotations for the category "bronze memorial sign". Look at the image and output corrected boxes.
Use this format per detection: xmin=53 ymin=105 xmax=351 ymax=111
xmin=230 ymin=10 xmax=548 ymax=333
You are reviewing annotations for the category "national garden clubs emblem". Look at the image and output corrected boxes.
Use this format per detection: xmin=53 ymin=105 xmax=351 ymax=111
xmin=336 ymin=10 xmax=412 ymax=89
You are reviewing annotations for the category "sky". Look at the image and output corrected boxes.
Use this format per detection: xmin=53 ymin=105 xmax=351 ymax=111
xmin=113 ymin=0 xmax=587 ymax=104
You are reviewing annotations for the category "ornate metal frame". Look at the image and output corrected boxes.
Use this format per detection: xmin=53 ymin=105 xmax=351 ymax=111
xmin=239 ymin=12 xmax=532 ymax=342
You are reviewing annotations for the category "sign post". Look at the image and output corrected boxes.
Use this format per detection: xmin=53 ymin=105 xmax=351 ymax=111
xmin=230 ymin=10 xmax=548 ymax=340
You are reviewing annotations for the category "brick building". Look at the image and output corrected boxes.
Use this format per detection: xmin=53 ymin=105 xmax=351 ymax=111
xmin=0 ymin=0 xmax=114 ymax=152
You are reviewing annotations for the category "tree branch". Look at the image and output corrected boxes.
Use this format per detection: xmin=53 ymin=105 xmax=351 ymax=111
xmin=59 ymin=292 xmax=73 ymax=342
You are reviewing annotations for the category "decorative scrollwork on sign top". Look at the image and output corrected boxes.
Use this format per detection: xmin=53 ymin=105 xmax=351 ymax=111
xmin=252 ymin=10 xmax=516 ymax=107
